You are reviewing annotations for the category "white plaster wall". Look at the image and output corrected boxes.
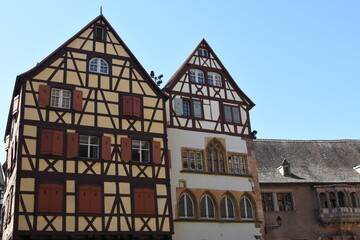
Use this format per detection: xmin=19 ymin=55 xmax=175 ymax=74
xmin=168 ymin=128 xmax=252 ymax=192
xmin=174 ymin=221 xmax=260 ymax=240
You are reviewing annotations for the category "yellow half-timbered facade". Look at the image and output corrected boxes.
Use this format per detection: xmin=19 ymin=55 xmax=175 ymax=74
xmin=2 ymin=15 xmax=173 ymax=240
xmin=164 ymin=40 xmax=264 ymax=240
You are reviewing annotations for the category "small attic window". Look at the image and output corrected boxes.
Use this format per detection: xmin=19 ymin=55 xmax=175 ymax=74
xmin=277 ymin=158 xmax=291 ymax=177
xmin=95 ymin=26 xmax=105 ymax=41
xmin=198 ymin=48 xmax=208 ymax=57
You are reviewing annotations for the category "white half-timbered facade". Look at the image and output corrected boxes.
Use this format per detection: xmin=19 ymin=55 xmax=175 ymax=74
xmin=164 ymin=39 xmax=264 ymax=240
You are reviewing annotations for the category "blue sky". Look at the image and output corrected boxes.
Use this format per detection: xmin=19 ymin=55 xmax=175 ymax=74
xmin=0 ymin=0 xmax=359 ymax=142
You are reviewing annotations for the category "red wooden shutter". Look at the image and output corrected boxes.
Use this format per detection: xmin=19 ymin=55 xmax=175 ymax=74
xmin=121 ymin=138 xmax=132 ymax=162
xmin=79 ymin=186 xmax=91 ymax=213
xmin=168 ymin=150 xmax=172 ymax=169
xmin=122 ymin=96 xmax=133 ymax=116
xmin=50 ymin=184 xmax=63 ymax=212
xmin=101 ymin=136 xmax=111 ymax=161
xmin=152 ymin=141 xmax=161 ymax=164
xmin=67 ymin=133 xmax=79 ymax=157
xmin=133 ymin=96 xmax=142 ymax=117
xmin=52 ymin=130 xmax=64 ymax=156
xmin=12 ymin=95 xmax=19 ymax=115
xmin=40 ymin=129 xmax=54 ymax=155
xmin=38 ymin=184 xmax=51 ymax=212
xmin=134 ymin=188 xmax=144 ymax=214
xmin=89 ymin=186 xmax=102 ymax=213
xmin=72 ymin=90 xmax=83 ymax=111
xmin=38 ymin=85 xmax=51 ymax=106
xmin=144 ymin=188 xmax=155 ymax=214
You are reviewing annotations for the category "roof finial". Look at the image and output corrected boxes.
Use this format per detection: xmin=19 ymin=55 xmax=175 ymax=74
xmin=100 ymin=6 xmax=103 ymax=15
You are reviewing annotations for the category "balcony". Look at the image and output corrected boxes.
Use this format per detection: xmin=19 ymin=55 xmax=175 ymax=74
xmin=318 ymin=207 xmax=360 ymax=225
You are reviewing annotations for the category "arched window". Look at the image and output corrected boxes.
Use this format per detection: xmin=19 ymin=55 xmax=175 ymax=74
xmin=338 ymin=191 xmax=345 ymax=207
xmin=200 ymin=194 xmax=215 ymax=219
xmin=319 ymin=192 xmax=328 ymax=208
xmin=329 ymin=192 xmax=336 ymax=208
xmin=178 ymin=193 xmax=195 ymax=218
xmin=207 ymin=139 xmax=225 ymax=173
xmin=189 ymin=69 xmax=204 ymax=84
xmin=221 ymin=195 xmax=235 ymax=219
xmin=89 ymin=58 xmax=109 ymax=74
xmin=350 ymin=192 xmax=358 ymax=208
xmin=240 ymin=196 xmax=254 ymax=219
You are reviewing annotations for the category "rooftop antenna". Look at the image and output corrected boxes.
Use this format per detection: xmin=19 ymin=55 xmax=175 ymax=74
xmin=100 ymin=6 xmax=103 ymax=15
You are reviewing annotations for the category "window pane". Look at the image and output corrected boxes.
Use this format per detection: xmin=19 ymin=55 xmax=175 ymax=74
xmin=178 ymin=195 xmax=185 ymax=217
xmin=132 ymin=149 xmax=140 ymax=161
xmin=207 ymin=197 xmax=215 ymax=218
xmin=132 ymin=140 xmax=140 ymax=148
xmin=90 ymin=145 xmax=99 ymax=158
xmin=224 ymin=106 xmax=232 ymax=122
xmin=227 ymin=198 xmax=234 ymax=218
xmin=142 ymin=149 xmax=150 ymax=162
xmin=141 ymin=141 xmax=150 ymax=150
xmin=79 ymin=145 xmax=88 ymax=158
xmin=182 ymin=151 xmax=189 ymax=169
xmin=189 ymin=151 xmax=195 ymax=170
xmin=200 ymin=198 xmax=206 ymax=217
xmin=208 ymin=73 xmax=214 ymax=86
xmin=189 ymin=70 xmax=196 ymax=82
xmin=183 ymin=101 xmax=190 ymax=117
xmin=221 ymin=198 xmax=227 ymax=218
xmin=232 ymin=108 xmax=240 ymax=124
xmin=80 ymin=135 xmax=88 ymax=144
xmin=197 ymin=71 xmax=204 ymax=83
xmin=196 ymin=152 xmax=203 ymax=170
xmin=90 ymin=136 xmax=99 ymax=145
xmin=246 ymin=199 xmax=253 ymax=219
xmin=228 ymin=156 xmax=234 ymax=173
xmin=186 ymin=195 xmax=194 ymax=217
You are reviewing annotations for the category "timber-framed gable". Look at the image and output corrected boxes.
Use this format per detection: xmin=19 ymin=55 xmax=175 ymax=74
xmin=164 ymin=39 xmax=255 ymax=137
xmin=2 ymin=14 xmax=173 ymax=240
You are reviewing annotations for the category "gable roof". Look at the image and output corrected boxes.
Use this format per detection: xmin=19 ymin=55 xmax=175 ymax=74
xmin=5 ymin=14 xmax=167 ymax=139
xmin=163 ymin=39 xmax=255 ymax=108
xmin=255 ymin=139 xmax=360 ymax=184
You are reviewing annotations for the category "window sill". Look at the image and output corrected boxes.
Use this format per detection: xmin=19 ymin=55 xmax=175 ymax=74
xmin=175 ymin=218 xmax=261 ymax=223
xmin=180 ymin=170 xmax=252 ymax=177
xmin=47 ymin=106 xmax=73 ymax=113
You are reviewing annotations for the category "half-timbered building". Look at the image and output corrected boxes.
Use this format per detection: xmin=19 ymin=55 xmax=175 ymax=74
xmin=164 ymin=40 xmax=264 ymax=239
xmin=2 ymin=14 xmax=173 ymax=240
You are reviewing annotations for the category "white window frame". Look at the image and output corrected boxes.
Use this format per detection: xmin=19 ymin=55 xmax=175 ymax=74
xmin=179 ymin=193 xmax=195 ymax=218
xmin=79 ymin=135 xmax=100 ymax=159
xmin=189 ymin=69 xmax=204 ymax=84
xmin=50 ymin=88 xmax=71 ymax=109
xmin=208 ymin=72 xmax=222 ymax=87
xmin=132 ymin=140 xmax=150 ymax=162
xmin=182 ymin=150 xmax=203 ymax=171
xmin=89 ymin=58 xmax=109 ymax=74
xmin=221 ymin=195 xmax=235 ymax=219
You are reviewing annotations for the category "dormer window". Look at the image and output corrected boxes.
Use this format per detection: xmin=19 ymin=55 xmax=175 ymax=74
xmin=277 ymin=158 xmax=291 ymax=176
xmin=198 ymin=48 xmax=208 ymax=57
xmin=208 ymin=72 xmax=222 ymax=87
xmin=89 ymin=58 xmax=109 ymax=74
xmin=189 ymin=69 xmax=204 ymax=84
